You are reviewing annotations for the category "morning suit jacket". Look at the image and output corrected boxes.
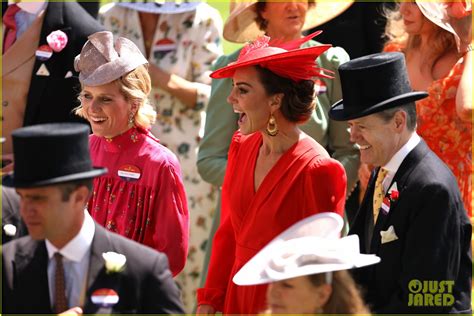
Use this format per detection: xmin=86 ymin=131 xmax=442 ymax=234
xmin=2 ymin=2 xmax=103 ymax=153
xmin=2 ymin=222 xmax=185 ymax=314
xmin=350 ymin=140 xmax=471 ymax=314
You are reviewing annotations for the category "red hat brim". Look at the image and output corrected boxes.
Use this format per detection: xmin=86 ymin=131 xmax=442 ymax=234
xmin=211 ymin=44 xmax=332 ymax=80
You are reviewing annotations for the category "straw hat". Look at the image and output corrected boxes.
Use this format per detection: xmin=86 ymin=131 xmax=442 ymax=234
xmin=415 ymin=0 xmax=472 ymax=52
xmin=233 ymin=212 xmax=380 ymax=286
xmin=224 ymin=0 xmax=354 ymax=43
xmin=74 ymin=31 xmax=148 ymax=86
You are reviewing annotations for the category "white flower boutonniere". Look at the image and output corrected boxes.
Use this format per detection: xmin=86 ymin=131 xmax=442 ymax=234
xmin=102 ymin=252 xmax=126 ymax=274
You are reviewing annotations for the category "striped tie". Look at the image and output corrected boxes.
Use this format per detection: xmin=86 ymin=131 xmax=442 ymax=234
xmin=54 ymin=252 xmax=68 ymax=313
xmin=373 ymin=168 xmax=388 ymax=223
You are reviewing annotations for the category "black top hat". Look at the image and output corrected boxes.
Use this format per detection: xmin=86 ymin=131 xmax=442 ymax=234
xmin=329 ymin=52 xmax=428 ymax=121
xmin=3 ymin=123 xmax=107 ymax=188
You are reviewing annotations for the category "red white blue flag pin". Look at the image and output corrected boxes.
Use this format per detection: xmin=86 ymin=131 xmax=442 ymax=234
xmin=91 ymin=288 xmax=119 ymax=307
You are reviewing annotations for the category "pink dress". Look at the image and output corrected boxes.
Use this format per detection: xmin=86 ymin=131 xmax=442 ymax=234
xmin=88 ymin=127 xmax=189 ymax=275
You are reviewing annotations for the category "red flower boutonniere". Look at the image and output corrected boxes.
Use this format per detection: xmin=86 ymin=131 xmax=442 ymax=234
xmin=389 ymin=189 xmax=399 ymax=203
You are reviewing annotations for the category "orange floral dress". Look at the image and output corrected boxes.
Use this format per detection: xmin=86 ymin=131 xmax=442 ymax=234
xmin=385 ymin=43 xmax=472 ymax=217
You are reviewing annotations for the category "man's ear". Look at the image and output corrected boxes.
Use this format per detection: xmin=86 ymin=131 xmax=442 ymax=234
xmin=72 ymin=185 xmax=90 ymax=206
xmin=393 ymin=110 xmax=407 ymax=132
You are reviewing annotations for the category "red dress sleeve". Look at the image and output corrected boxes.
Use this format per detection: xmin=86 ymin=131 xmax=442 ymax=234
xmin=304 ymin=158 xmax=347 ymax=217
xmin=196 ymin=131 xmax=242 ymax=311
xmin=145 ymin=160 xmax=189 ymax=276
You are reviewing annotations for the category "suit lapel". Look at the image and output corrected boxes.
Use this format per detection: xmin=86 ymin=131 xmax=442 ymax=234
xmin=82 ymin=223 xmax=113 ymax=314
xmin=13 ymin=239 xmax=53 ymax=312
xmin=370 ymin=141 xmax=430 ymax=253
xmin=24 ymin=2 xmax=71 ymax=125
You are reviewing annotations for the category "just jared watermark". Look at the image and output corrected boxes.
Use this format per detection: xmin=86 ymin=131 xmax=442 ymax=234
xmin=408 ymin=279 xmax=455 ymax=307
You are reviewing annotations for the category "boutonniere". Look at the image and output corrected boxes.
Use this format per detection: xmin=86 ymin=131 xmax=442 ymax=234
xmin=36 ymin=30 xmax=69 ymax=63
xmin=388 ymin=182 xmax=400 ymax=203
xmin=102 ymin=252 xmax=126 ymax=274
xmin=46 ymin=30 xmax=68 ymax=53
xmin=3 ymin=224 xmax=17 ymax=237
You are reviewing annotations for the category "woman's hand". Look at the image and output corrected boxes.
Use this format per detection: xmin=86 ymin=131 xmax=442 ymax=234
xmin=196 ymin=304 xmax=216 ymax=315
xmin=445 ymin=1 xmax=472 ymax=53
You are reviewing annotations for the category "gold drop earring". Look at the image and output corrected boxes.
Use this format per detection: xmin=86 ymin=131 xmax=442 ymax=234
xmin=266 ymin=113 xmax=278 ymax=136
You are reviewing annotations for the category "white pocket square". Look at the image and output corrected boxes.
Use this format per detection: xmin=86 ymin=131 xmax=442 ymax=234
xmin=380 ymin=225 xmax=398 ymax=244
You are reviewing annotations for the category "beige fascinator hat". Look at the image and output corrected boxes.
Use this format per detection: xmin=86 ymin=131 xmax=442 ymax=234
xmin=224 ymin=0 xmax=354 ymax=43
xmin=74 ymin=31 xmax=148 ymax=86
xmin=233 ymin=212 xmax=380 ymax=286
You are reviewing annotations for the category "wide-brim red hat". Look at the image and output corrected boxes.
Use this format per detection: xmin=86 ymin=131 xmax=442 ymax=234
xmin=211 ymin=31 xmax=332 ymax=82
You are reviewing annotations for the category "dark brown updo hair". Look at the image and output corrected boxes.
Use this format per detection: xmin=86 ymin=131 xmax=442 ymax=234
xmin=255 ymin=0 xmax=316 ymax=31
xmin=255 ymin=65 xmax=315 ymax=123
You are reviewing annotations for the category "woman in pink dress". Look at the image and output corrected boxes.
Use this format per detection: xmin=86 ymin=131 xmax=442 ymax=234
xmin=74 ymin=31 xmax=189 ymax=276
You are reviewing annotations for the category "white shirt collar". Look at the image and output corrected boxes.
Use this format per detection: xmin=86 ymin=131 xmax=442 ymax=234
xmin=8 ymin=0 xmax=47 ymax=15
xmin=383 ymin=132 xmax=421 ymax=174
xmin=45 ymin=210 xmax=95 ymax=263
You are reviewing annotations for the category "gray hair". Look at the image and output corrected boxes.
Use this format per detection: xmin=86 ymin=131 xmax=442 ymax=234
xmin=375 ymin=102 xmax=417 ymax=131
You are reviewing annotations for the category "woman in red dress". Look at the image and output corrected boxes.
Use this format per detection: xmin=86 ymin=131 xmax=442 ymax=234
xmin=196 ymin=33 xmax=347 ymax=314
xmin=383 ymin=1 xmax=472 ymax=216
xmin=74 ymin=31 xmax=189 ymax=276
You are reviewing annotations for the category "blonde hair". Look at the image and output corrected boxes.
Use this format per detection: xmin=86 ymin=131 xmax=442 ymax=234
xmin=75 ymin=65 xmax=156 ymax=129
xmin=384 ymin=3 xmax=457 ymax=73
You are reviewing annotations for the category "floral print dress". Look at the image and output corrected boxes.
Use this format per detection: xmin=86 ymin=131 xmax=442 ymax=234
xmin=100 ymin=3 xmax=223 ymax=311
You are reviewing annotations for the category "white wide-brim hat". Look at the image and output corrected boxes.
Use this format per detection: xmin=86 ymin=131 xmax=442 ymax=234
xmin=115 ymin=0 xmax=201 ymax=14
xmin=224 ymin=0 xmax=354 ymax=43
xmin=233 ymin=212 xmax=380 ymax=286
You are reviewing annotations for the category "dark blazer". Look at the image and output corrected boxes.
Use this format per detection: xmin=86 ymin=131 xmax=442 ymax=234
xmin=20 ymin=2 xmax=102 ymax=127
xmin=2 ymin=223 xmax=185 ymax=314
xmin=349 ymin=140 xmax=472 ymax=314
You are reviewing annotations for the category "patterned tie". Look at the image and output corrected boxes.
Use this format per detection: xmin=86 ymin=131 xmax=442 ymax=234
xmin=54 ymin=252 xmax=68 ymax=313
xmin=373 ymin=168 xmax=388 ymax=223
xmin=2 ymin=4 xmax=21 ymax=53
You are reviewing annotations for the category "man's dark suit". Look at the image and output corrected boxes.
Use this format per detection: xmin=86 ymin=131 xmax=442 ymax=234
xmin=350 ymin=140 xmax=472 ymax=313
xmin=22 ymin=1 xmax=102 ymax=127
xmin=2 ymin=2 xmax=103 ymax=155
xmin=2 ymin=223 xmax=185 ymax=314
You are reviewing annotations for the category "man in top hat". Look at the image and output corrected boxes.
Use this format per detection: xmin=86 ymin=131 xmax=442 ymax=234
xmin=2 ymin=123 xmax=184 ymax=314
xmin=329 ymin=52 xmax=472 ymax=313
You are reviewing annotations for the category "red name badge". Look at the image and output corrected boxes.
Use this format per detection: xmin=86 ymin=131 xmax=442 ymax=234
xmin=118 ymin=164 xmax=141 ymax=181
